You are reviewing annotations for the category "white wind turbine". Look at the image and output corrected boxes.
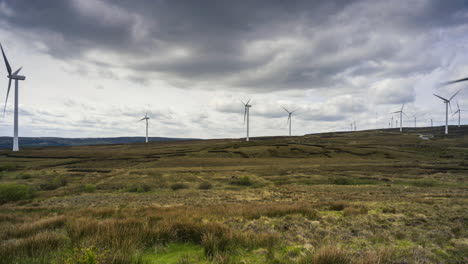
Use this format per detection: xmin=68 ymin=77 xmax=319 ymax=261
xmin=453 ymin=102 xmax=465 ymax=127
xmin=391 ymin=104 xmax=407 ymax=132
xmin=139 ymin=112 xmax=150 ymax=143
xmin=282 ymin=106 xmax=297 ymax=136
xmin=242 ymin=99 xmax=252 ymax=141
xmin=1 ymin=43 xmax=25 ymax=152
xmin=433 ymin=89 xmax=461 ymax=134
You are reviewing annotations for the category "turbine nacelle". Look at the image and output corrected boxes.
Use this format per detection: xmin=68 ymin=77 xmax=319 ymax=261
xmin=8 ymin=74 xmax=25 ymax=80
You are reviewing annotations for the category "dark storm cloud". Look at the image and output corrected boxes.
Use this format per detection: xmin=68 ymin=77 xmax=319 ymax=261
xmin=1 ymin=0 xmax=467 ymax=92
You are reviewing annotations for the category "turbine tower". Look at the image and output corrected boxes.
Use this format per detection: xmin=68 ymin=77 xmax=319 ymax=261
xmin=139 ymin=113 xmax=150 ymax=143
xmin=453 ymin=102 xmax=464 ymax=127
xmin=242 ymin=99 xmax=252 ymax=141
xmin=433 ymin=90 xmax=461 ymax=134
xmin=282 ymin=106 xmax=297 ymax=136
xmin=391 ymin=104 xmax=407 ymax=132
xmin=1 ymin=43 xmax=25 ymax=152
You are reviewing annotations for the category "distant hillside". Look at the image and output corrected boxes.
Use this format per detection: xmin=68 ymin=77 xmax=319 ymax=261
xmin=0 ymin=136 xmax=198 ymax=149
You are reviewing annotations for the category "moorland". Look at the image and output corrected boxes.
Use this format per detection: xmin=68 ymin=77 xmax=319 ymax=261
xmin=0 ymin=126 xmax=467 ymax=264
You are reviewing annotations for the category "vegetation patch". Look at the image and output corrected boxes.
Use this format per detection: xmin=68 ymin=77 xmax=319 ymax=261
xmin=171 ymin=183 xmax=189 ymax=190
xmin=0 ymin=183 xmax=35 ymax=203
xmin=230 ymin=176 xmax=253 ymax=186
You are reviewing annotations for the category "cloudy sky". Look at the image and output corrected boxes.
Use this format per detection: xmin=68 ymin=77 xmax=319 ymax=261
xmin=0 ymin=0 xmax=467 ymax=139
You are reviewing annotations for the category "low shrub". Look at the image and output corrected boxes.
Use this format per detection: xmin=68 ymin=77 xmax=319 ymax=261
xmin=171 ymin=183 xmax=189 ymax=190
xmin=125 ymin=183 xmax=151 ymax=193
xmin=382 ymin=207 xmax=396 ymax=214
xmin=16 ymin=173 xmax=32 ymax=179
xmin=0 ymin=163 xmax=16 ymax=172
xmin=0 ymin=183 xmax=34 ymax=203
xmin=78 ymin=183 xmax=96 ymax=193
xmin=328 ymin=202 xmax=346 ymax=211
xmin=40 ymin=175 xmax=68 ymax=190
xmin=331 ymin=177 xmax=353 ymax=185
xmin=198 ymin=182 xmax=213 ymax=190
xmin=230 ymin=176 xmax=252 ymax=186
xmin=84 ymin=184 xmax=96 ymax=193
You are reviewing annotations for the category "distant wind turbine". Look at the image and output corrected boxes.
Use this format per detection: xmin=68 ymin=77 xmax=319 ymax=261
xmin=413 ymin=115 xmax=417 ymax=128
xmin=139 ymin=112 xmax=150 ymax=143
xmin=391 ymin=104 xmax=408 ymax=132
xmin=1 ymin=43 xmax=25 ymax=152
xmin=433 ymin=89 xmax=462 ymax=134
xmin=242 ymin=99 xmax=252 ymax=141
xmin=282 ymin=106 xmax=297 ymax=136
xmin=453 ymin=102 xmax=465 ymax=127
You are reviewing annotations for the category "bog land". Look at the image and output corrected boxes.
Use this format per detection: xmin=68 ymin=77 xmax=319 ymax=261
xmin=0 ymin=126 xmax=467 ymax=264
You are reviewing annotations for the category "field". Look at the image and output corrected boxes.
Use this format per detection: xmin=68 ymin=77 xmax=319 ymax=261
xmin=0 ymin=126 xmax=467 ymax=264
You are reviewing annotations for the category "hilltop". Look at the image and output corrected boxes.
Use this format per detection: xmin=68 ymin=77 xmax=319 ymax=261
xmin=0 ymin=126 xmax=467 ymax=264
xmin=0 ymin=136 xmax=198 ymax=149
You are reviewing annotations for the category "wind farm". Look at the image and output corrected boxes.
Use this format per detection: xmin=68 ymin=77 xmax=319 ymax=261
xmin=0 ymin=1 xmax=468 ymax=264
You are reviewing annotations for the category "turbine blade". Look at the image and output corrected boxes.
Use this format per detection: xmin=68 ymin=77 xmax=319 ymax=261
xmin=449 ymin=102 xmax=453 ymax=113
xmin=241 ymin=100 xmax=246 ymax=105
xmin=3 ymin=78 xmax=11 ymax=115
xmin=0 ymin=43 xmax=12 ymax=75
xmin=402 ymin=111 xmax=409 ymax=119
xmin=441 ymin=77 xmax=468 ymax=86
xmin=13 ymin=66 xmax=22 ymax=75
xmin=246 ymin=98 xmax=251 ymax=105
xmin=449 ymin=89 xmax=462 ymax=101
xmin=282 ymin=106 xmax=289 ymax=113
xmin=432 ymin=93 xmax=448 ymax=101
xmin=287 ymin=114 xmax=291 ymax=125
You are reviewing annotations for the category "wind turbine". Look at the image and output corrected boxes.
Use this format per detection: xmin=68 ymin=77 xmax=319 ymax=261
xmin=391 ymin=104 xmax=407 ymax=132
xmin=1 ymin=43 xmax=25 ymax=152
xmin=282 ymin=106 xmax=297 ymax=136
xmin=413 ymin=115 xmax=417 ymax=128
xmin=453 ymin=102 xmax=465 ymax=127
xmin=433 ymin=89 xmax=462 ymax=134
xmin=242 ymin=99 xmax=252 ymax=141
xmin=139 ymin=112 xmax=150 ymax=143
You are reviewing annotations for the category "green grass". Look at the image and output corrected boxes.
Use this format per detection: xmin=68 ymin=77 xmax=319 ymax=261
xmin=142 ymin=244 xmax=208 ymax=264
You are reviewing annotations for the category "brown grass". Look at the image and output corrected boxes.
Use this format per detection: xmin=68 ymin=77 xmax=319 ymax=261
xmin=0 ymin=231 xmax=68 ymax=264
